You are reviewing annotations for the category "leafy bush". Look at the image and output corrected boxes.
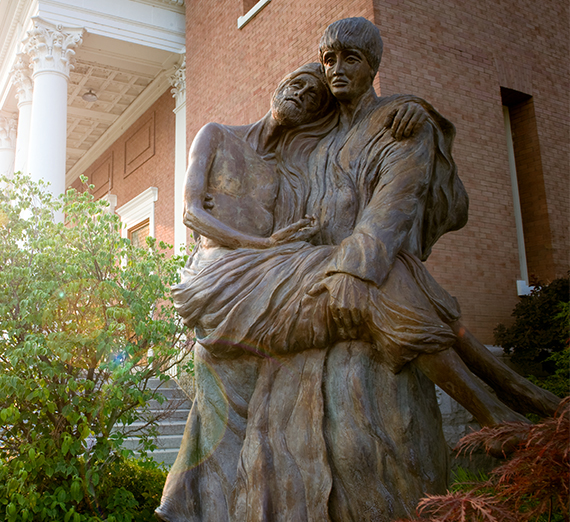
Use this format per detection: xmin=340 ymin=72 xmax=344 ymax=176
xmin=83 ymin=456 xmax=168 ymax=521
xmin=396 ymin=398 xmax=570 ymax=522
xmin=494 ymin=276 xmax=569 ymax=396
xmin=0 ymin=174 xmax=190 ymax=521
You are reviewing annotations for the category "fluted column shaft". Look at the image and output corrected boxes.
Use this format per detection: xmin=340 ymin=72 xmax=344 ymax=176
xmin=11 ymin=53 xmax=34 ymax=175
xmin=0 ymin=114 xmax=17 ymax=178
xmin=170 ymin=56 xmax=187 ymax=252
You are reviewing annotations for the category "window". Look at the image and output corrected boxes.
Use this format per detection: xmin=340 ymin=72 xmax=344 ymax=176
xmin=237 ymin=0 xmax=272 ymax=29
xmin=501 ymin=87 xmax=555 ymax=290
xmin=116 ymin=187 xmax=158 ymax=241
xmin=128 ymin=218 xmax=150 ymax=248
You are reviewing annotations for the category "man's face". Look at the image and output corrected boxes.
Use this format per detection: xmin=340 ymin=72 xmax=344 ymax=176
xmin=321 ymin=48 xmax=373 ymax=102
xmin=272 ymin=73 xmax=325 ymax=126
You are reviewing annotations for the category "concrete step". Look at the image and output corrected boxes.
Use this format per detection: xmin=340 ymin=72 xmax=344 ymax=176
xmin=134 ymin=448 xmax=180 ymax=467
xmin=146 ymin=377 xmax=180 ymax=389
xmin=150 ymin=408 xmax=191 ymax=421
xmin=123 ymin=433 xmax=184 ymax=451
xmin=116 ymin=412 xmax=191 ymax=437
xmin=120 ymin=377 xmax=191 ymax=466
xmin=120 ymin=419 xmax=188 ymax=436
xmin=145 ymin=397 xmax=192 ymax=410
xmin=151 ymin=388 xmax=189 ymax=401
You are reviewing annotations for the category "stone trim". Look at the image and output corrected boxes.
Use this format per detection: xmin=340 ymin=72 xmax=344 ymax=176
xmin=115 ymin=186 xmax=158 ymax=239
xmin=238 ymin=0 xmax=272 ymax=29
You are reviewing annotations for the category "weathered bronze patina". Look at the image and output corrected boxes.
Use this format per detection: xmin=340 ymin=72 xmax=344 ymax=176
xmin=156 ymin=17 xmax=559 ymax=522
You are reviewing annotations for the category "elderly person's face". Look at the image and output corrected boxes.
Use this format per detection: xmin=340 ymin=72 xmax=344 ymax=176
xmin=321 ymin=48 xmax=374 ymax=102
xmin=271 ymin=73 xmax=326 ymax=126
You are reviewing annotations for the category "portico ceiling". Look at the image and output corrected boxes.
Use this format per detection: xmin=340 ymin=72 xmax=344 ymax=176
xmin=66 ymin=60 xmax=153 ymax=172
xmin=65 ymin=32 xmax=180 ymax=175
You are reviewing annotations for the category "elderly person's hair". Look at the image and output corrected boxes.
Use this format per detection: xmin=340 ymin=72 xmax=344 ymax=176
xmin=271 ymin=62 xmax=334 ymax=121
xmin=319 ymin=17 xmax=383 ymax=75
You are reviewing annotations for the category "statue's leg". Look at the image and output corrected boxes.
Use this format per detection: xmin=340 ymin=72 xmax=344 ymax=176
xmin=449 ymin=321 xmax=561 ymax=417
xmin=414 ymin=348 xmax=528 ymax=427
xmin=323 ymin=341 xmax=449 ymax=521
xmin=156 ymin=344 xmax=260 ymax=522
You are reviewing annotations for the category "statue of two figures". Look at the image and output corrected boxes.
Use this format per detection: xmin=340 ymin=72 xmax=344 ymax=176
xmin=156 ymin=17 xmax=559 ymax=522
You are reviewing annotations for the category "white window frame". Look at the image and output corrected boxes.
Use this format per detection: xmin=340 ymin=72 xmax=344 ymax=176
xmin=115 ymin=187 xmax=158 ymax=239
xmin=238 ymin=0 xmax=272 ymax=29
xmin=502 ymin=107 xmax=533 ymax=296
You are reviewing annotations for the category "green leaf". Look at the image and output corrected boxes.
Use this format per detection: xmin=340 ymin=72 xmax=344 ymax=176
xmin=57 ymin=488 xmax=67 ymax=503
xmin=0 ymin=172 xmax=189 ymax=516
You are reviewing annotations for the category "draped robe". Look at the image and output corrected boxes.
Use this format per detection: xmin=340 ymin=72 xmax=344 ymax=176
xmin=157 ymin=95 xmax=468 ymax=522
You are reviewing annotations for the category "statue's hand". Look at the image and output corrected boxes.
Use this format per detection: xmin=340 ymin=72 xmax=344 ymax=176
xmin=269 ymin=215 xmax=319 ymax=246
xmin=385 ymin=102 xmax=428 ymax=140
xmin=307 ymin=273 xmax=369 ymax=338
xmin=203 ymin=193 xmax=214 ymax=210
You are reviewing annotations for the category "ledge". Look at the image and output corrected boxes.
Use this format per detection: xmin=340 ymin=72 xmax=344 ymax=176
xmin=237 ymin=0 xmax=271 ymax=29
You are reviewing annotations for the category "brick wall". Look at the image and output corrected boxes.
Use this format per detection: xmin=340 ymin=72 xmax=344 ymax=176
xmin=371 ymin=0 xmax=568 ymax=340
xmin=79 ymin=90 xmax=176 ymax=248
xmin=184 ymin=0 xmax=568 ymax=342
xmin=185 ymin=0 xmax=374 ymax=149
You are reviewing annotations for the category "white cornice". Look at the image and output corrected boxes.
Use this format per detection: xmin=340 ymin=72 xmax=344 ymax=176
xmin=135 ymin=0 xmax=185 ymax=10
xmin=238 ymin=0 xmax=272 ymax=29
xmin=0 ymin=0 xmax=37 ymax=110
xmin=65 ymin=68 xmax=173 ymax=187
xmin=38 ymin=0 xmax=185 ymax=53
xmin=0 ymin=0 xmax=36 ymax=71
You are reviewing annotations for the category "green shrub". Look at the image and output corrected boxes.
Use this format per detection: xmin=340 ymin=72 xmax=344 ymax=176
xmin=0 ymin=174 xmax=190 ymax=521
xmin=82 ymin=456 xmax=168 ymax=521
xmin=494 ymin=276 xmax=569 ymax=396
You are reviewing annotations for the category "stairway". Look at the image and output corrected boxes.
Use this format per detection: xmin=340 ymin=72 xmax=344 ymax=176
xmin=121 ymin=377 xmax=192 ymax=466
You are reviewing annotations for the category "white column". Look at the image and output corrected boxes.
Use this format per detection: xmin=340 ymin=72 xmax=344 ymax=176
xmin=11 ymin=53 xmax=34 ymax=175
xmin=24 ymin=17 xmax=83 ymax=197
xmin=170 ymin=55 xmax=187 ymax=253
xmin=0 ymin=114 xmax=17 ymax=179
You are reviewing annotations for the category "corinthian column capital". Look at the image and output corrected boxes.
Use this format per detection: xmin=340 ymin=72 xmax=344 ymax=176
xmin=11 ymin=53 xmax=34 ymax=106
xmin=24 ymin=17 xmax=84 ymax=79
xmin=0 ymin=114 xmax=18 ymax=149
xmin=169 ymin=56 xmax=186 ymax=108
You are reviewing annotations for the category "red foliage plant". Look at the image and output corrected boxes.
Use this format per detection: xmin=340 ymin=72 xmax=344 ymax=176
xmin=396 ymin=397 xmax=570 ymax=522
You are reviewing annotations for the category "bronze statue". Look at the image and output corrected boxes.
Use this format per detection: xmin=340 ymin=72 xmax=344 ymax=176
xmin=157 ymin=17 xmax=559 ymax=522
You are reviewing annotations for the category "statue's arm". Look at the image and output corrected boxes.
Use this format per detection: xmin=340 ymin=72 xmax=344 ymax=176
xmin=183 ymin=123 xmax=271 ymax=249
xmin=326 ymin=121 xmax=436 ymax=288
xmin=384 ymin=101 xmax=429 ymax=140
xmin=184 ymin=123 xmax=317 ymax=249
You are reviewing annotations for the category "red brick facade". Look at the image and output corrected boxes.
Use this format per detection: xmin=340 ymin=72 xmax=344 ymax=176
xmin=79 ymin=90 xmax=176 ymax=247
xmin=370 ymin=0 xmax=569 ymax=341
xmin=82 ymin=0 xmax=568 ymax=343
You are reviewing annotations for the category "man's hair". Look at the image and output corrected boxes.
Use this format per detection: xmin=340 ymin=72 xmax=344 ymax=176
xmin=271 ymin=62 xmax=334 ymax=122
xmin=319 ymin=17 xmax=383 ymax=75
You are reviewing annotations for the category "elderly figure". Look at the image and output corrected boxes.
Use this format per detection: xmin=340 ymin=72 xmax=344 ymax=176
xmin=157 ymin=18 xmax=559 ymax=522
